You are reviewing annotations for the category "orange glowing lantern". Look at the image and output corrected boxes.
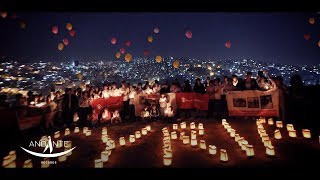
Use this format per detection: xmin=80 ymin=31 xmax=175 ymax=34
xmin=0 ymin=12 xmax=8 ymax=18
xmin=173 ymin=60 xmax=180 ymax=69
xmin=288 ymin=130 xmax=297 ymax=138
xmin=302 ymin=129 xmax=311 ymax=138
xmin=173 ymin=124 xmax=178 ymax=130
xmin=183 ymin=136 xmax=190 ymax=144
xmin=180 ymin=122 xmax=186 ymax=129
xmin=66 ymin=23 xmax=73 ymax=30
xmin=85 ymin=130 xmax=92 ymax=136
xmin=209 ymin=145 xmax=217 ymax=155
xmin=199 ymin=140 xmax=207 ymax=150
xmin=260 ymin=117 xmax=266 ymax=124
xmin=304 ymin=33 xmax=311 ymax=40
xmin=163 ymin=154 xmax=172 ymax=166
xmin=220 ymin=149 xmax=228 ymax=162
xmin=237 ymin=137 xmax=244 ymax=146
xmin=246 ymin=145 xmax=255 ymax=157
xmin=180 ymin=132 xmax=185 ymax=140
xmin=119 ymin=137 xmax=126 ymax=146
xmin=155 ymin=56 xmax=163 ymax=63
xmin=94 ymin=159 xmax=103 ymax=168
xmin=58 ymin=43 xmax=64 ymax=51
xmin=268 ymin=118 xmax=274 ymax=125
xmin=309 ymin=17 xmax=315 ymax=25
xmin=54 ymin=131 xmax=60 ymax=138
xmin=101 ymin=151 xmax=109 ymax=162
xmin=225 ymin=41 xmax=231 ymax=48
xmin=148 ymin=36 xmax=153 ymax=43
xmin=274 ymin=129 xmax=282 ymax=139
xmin=266 ymin=145 xmax=275 ymax=156
xmin=116 ymin=52 xmax=121 ymax=59
xmin=276 ymin=121 xmax=283 ymax=128
xmin=190 ymin=122 xmax=196 ymax=129
xmin=69 ymin=29 xmax=75 ymax=37
xmin=125 ymin=53 xmax=132 ymax=62
xmin=74 ymin=127 xmax=79 ymax=133
xmin=191 ymin=138 xmax=197 ymax=147
xmin=171 ymin=131 xmax=177 ymax=139
xmin=142 ymin=128 xmax=148 ymax=135
xmin=64 ymin=128 xmax=70 ymax=136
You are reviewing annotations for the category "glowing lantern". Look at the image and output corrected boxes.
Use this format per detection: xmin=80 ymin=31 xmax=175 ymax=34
xmin=135 ymin=131 xmax=141 ymax=139
xmin=65 ymin=128 xmax=70 ymax=136
xmin=142 ymin=128 xmax=148 ymax=135
xmin=180 ymin=132 xmax=185 ymax=140
xmin=274 ymin=129 xmax=282 ymax=139
xmin=94 ymin=159 xmax=103 ymax=168
xmin=190 ymin=122 xmax=196 ymax=129
xmin=199 ymin=140 xmax=207 ymax=150
xmin=225 ymin=41 xmax=231 ymax=48
xmin=173 ymin=124 xmax=178 ymax=130
xmin=223 ymin=123 xmax=229 ymax=129
xmin=302 ymin=129 xmax=311 ymax=138
xmin=9 ymin=151 xmax=16 ymax=162
xmin=66 ymin=23 xmax=73 ymax=30
xmin=155 ymin=56 xmax=163 ymax=63
xmin=143 ymin=50 xmax=149 ymax=56
xmin=74 ymin=127 xmax=79 ymax=133
xmin=266 ymin=145 xmax=275 ymax=156
xmin=234 ymin=134 xmax=240 ymax=141
xmin=110 ymin=38 xmax=117 ymax=45
xmin=260 ymin=117 xmax=266 ymax=123
xmin=102 ymin=130 xmax=108 ymax=135
xmin=108 ymin=140 xmax=115 ymax=149
xmin=286 ymin=124 xmax=294 ymax=131
xmin=146 ymin=125 xmax=151 ymax=131
xmin=191 ymin=130 xmax=197 ymax=139
xmin=180 ymin=122 xmax=186 ymax=129
xmin=198 ymin=123 xmax=203 ymax=129
xmin=222 ymin=119 xmax=227 ymax=125
xmin=263 ymin=139 xmax=272 ymax=147
xmin=83 ymin=127 xmax=88 ymax=134
xmin=148 ymin=36 xmax=153 ymax=43
xmin=276 ymin=121 xmax=283 ymax=128
xmin=129 ymin=135 xmax=135 ymax=143
xmin=58 ymin=43 xmax=64 ymax=51
xmin=163 ymin=154 xmax=172 ymax=166
xmin=185 ymin=30 xmax=192 ymax=39
xmin=154 ymin=27 xmax=160 ymax=33
xmin=256 ymin=119 xmax=261 ymax=125
xmin=54 ymin=131 xmax=60 ymax=138
xmin=116 ymin=52 xmax=121 ymax=59
xmin=260 ymin=130 xmax=267 ymax=137
xmin=165 ymin=149 xmax=172 ymax=158
xmin=173 ymin=60 xmax=180 ymax=69
xmin=52 ymin=26 xmax=58 ymax=34
xmin=69 ymin=30 xmax=75 ymax=37
xmin=230 ymin=129 xmax=236 ymax=137
xmin=62 ymin=38 xmax=69 ymax=46
xmin=199 ymin=128 xmax=204 ymax=136
xmin=41 ymin=158 xmax=50 ymax=168
xmin=288 ymin=130 xmax=297 ymax=138
xmin=101 ymin=151 xmax=109 ymax=162
xmin=125 ymin=53 xmax=132 ymax=62
xmin=241 ymin=140 xmax=248 ymax=151
xmin=58 ymin=155 xmax=67 ymax=162
xmin=237 ymin=137 xmax=244 ymax=146
xmin=268 ymin=118 xmax=274 ymax=125
xmin=309 ymin=17 xmax=315 ymax=25
xmin=102 ymin=135 xmax=109 ymax=143
xmin=125 ymin=41 xmax=131 ymax=47
xmin=1 ymin=12 xmax=8 ymax=18
xmin=304 ymin=33 xmax=311 ymax=40
xmin=245 ymin=145 xmax=254 ymax=157
xmin=227 ymin=126 xmax=232 ymax=133
xmin=191 ymin=138 xmax=197 ymax=147
xmin=171 ymin=131 xmax=177 ymax=139
xmin=119 ymin=137 xmax=126 ymax=146
xmin=220 ymin=149 xmax=228 ymax=162
xmin=209 ymin=145 xmax=217 ymax=155
xmin=261 ymin=135 xmax=269 ymax=143
xmin=86 ymin=130 xmax=92 ymax=136
xmin=120 ymin=48 xmax=126 ymax=54
xmin=183 ymin=136 xmax=190 ymax=144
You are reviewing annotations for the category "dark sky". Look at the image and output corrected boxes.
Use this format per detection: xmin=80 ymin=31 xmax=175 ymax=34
xmin=0 ymin=12 xmax=320 ymax=65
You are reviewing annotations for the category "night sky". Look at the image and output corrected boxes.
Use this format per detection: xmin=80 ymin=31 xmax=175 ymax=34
xmin=0 ymin=12 xmax=320 ymax=65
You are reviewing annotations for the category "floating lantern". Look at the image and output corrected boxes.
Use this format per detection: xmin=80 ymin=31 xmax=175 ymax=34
xmin=220 ymin=149 xmax=228 ymax=162
xmin=142 ymin=128 xmax=148 ymax=135
xmin=222 ymin=119 xmax=227 ymax=125
xmin=199 ymin=128 xmax=204 ymax=136
xmin=230 ymin=129 xmax=236 ymax=137
xmin=171 ymin=131 xmax=177 ymax=139
xmin=191 ymin=138 xmax=197 ymax=147
xmin=209 ymin=145 xmax=217 ymax=155
xmin=101 ymin=151 xmax=109 ymax=162
xmin=9 ymin=151 xmax=16 ymax=162
xmin=146 ymin=125 xmax=151 ymax=131
xmin=276 ymin=121 xmax=283 ymax=128
xmin=263 ymin=139 xmax=272 ymax=147
xmin=173 ymin=124 xmax=178 ymax=130
xmin=165 ymin=149 xmax=173 ymax=158
xmin=180 ymin=122 xmax=186 ymax=129
xmin=190 ymin=122 xmax=196 ymax=129
xmin=83 ymin=127 xmax=88 ymax=134
xmin=302 ymin=129 xmax=311 ymax=138
xmin=58 ymin=155 xmax=67 ymax=162
xmin=86 ymin=130 xmax=92 ymax=136
xmin=183 ymin=136 xmax=190 ymax=144
xmin=198 ymin=123 xmax=203 ymax=129
xmin=286 ymin=124 xmax=294 ymax=131
xmin=119 ymin=137 xmax=126 ymax=146
xmin=180 ymin=132 xmax=185 ymax=140
xmin=148 ymin=36 xmax=153 ymax=43
xmin=41 ymin=158 xmax=50 ymax=168
xmin=241 ymin=140 xmax=248 ymax=151
xmin=274 ymin=129 xmax=282 ymax=139
xmin=94 ymin=159 xmax=103 ymax=168
xmin=163 ymin=154 xmax=172 ymax=166
xmin=65 ymin=128 xmax=70 ymax=136
xmin=245 ymin=145 xmax=255 ymax=157
xmin=74 ymin=127 xmax=79 ymax=133
xmin=129 ymin=135 xmax=135 ymax=143
xmin=261 ymin=135 xmax=269 ymax=143
xmin=268 ymin=118 xmax=274 ymax=125
xmin=266 ymin=145 xmax=275 ymax=156
xmin=199 ymin=140 xmax=207 ymax=150
xmin=135 ymin=131 xmax=141 ymax=139
xmin=54 ymin=131 xmax=60 ymax=138
xmin=173 ymin=60 xmax=180 ymax=69
xmin=289 ymin=130 xmax=297 ymax=138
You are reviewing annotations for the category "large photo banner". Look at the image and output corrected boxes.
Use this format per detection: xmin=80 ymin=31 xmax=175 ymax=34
xmin=91 ymin=96 xmax=123 ymax=113
xmin=226 ymin=90 xmax=279 ymax=117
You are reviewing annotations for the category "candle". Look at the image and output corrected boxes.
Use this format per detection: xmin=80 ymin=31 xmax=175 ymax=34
xmin=102 ymin=130 xmax=108 ymax=135
xmin=230 ymin=129 xmax=236 ymax=137
xmin=171 ymin=131 xmax=177 ymax=139
xmin=286 ymin=124 xmax=294 ymax=131
xmin=183 ymin=136 xmax=190 ymax=144
xmin=129 ymin=135 xmax=135 ymax=143
xmin=268 ymin=118 xmax=274 ymax=125
xmin=257 ymin=123 xmax=264 ymax=129
xmin=274 ymin=129 xmax=282 ymax=139
xmin=198 ymin=123 xmax=203 ymax=129
xmin=102 ymin=135 xmax=109 ymax=143
xmin=135 ymin=131 xmax=141 ymax=139
xmin=199 ymin=128 xmax=204 ymax=136
xmin=180 ymin=132 xmax=185 ymax=140
xmin=191 ymin=138 xmax=197 ymax=147
xmin=237 ymin=137 xmax=244 ymax=146
xmin=94 ymin=159 xmax=103 ymax=168
xmin=54 ymin=131 xmax=60 ymax=138
xmin=74 ymin=127 xmax=80 ymax=133
xmin=191 ymin=130 xmax=197 ymax=139
xmin=146 ymin=125 xmax=151 ymax=131
xmin=223 ymin=123 xmax=229 ymax=129
xmin=302 ymin=129 xmax=311 ymax=138
xmin=199 ymin=140 xmax=207 ymax=150
xmin=222 ymin=119 xmax=227 ymax=125
xmin=245 ymin=145 xmax=254 ymax=157
xmin=220 ymin=149 xmax=228 ymax=162
xmin=266 ymin=145 xmax=275 ymax=156
xmin=276 ymin=121 xmax=283 ymax=128
xmin=234 ymin=134 xmax=240 ymax=141
xmin=58 ymin=155 xmax=67 ymax=162
xmin=263 ymin=139 xmax=272 ymax=147
xmin=163 ymin=154 xmax=172 ymax=166
xmin=85 ymin=130 xmax=92 ymax=136
xmin=241 ymin=140 xmax=248 ymax=151
xmin=190 ymin=122 xmax=196 ymax=129
xmin=226 ymin=126 xmax=232 ymax=133
xmin=261 ymin=135 xmax=269 ymax=143
xmin=142 ymin=128 xmax=148 ymax=135
xmin=180 ymin=122 xmax=186 ymax=129
xmin=23 ymin=159 xmax=33 ymax=168
xmin=41 ymin=158 xmax=50 ymax=168
xmin=101 ymin=151 xmax=109 ymax=162
xmin=119 ymin=137 xmax=126 ymax=146
xmin=165 ymin=149 xmax=173 ymax=158
xmin=64 ymin=128 xmax=70 ymax=136
xmin=209 ymin=145 xmax=217 ymax=155
xmin=288 ymin=130 xmax=297 ymax=138
xmin=173 ymin=124 xmax=178 ymax=130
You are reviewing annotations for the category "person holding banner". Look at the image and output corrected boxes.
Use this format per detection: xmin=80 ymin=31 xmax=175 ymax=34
xmin=121 ymin=81 xmax=130 ymax=121
xmin=241 ymin=72 xmax=259 ymax=90
xmin=129 ymin=84 xmax=137 ymax=121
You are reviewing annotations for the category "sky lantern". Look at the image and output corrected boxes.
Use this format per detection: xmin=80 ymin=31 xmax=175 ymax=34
xmin=120 ymin=48 xmax=126 ymax=54
xmin=318 ymin=40 xmax=320 ymax=47
xmin=111 ymin=37 xmax=117 ymax=45
xmin=63 ymin=38 xmax=69 ymax=46
xmin=309 ymin=17 xmax=315 ymax=25
xmin=116 ymin=52 xmax=121 ymax=59
xmin=52 ymin=26 xmax=59 ymax=35
xmin=69 ymin=30 xmax=75 ymax=37
xmin=185 ymin=30 xmax=192 ymax=39
xmin=125 ymin=53 xmax=132 ymax=62
xmin=143 ymin=50 xmax=149 ymax=56
xmin=125 ymin=41 xmax=131 ymax=47
xmin=154 ymin=27 xmax=160 ymax=33
xmin=58 ymin=43 xmax=64 ymax=51
xmin=173 ymin=60 xmax=180 ymax=68
xmin=155 ymin=55 xmax=163 ymax=63
xmin=148 ymin=36 xmax=153 ymax=43
xmin=304 ymin=33 xmax=310 ymax=40
xmin=0 ymin=12 xmax=7 ymax=19
xmin=225 ymin=41 xmax=232 ymax=48
xmin=66 ymin=23 xmax=73 ymax=30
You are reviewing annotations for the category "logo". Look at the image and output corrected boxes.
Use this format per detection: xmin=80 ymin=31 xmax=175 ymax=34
xmin=20 ymin=136 xmax=76 ymax=158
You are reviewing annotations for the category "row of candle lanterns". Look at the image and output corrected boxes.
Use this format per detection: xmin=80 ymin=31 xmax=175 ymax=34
xmin=256 ymin=119 xmax=275 ymax=156
xmin=162 ymin=127 xmax=173 ymax=166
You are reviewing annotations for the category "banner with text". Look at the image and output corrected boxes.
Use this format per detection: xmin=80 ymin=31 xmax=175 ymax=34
xmin=91 ymin=96 xmax=123 ymax=113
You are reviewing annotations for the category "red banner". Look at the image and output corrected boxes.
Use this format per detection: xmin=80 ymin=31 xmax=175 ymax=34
xmin=176 ymin=93 xmax=209 ymax=110
xmin=193 ymin=93 xmax=209 ymax=110
xmin=91 ymin=96 xmax=123 ymax=113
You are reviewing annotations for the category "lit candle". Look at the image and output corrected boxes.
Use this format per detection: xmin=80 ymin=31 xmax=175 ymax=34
xmin=199 ymin=140 xmax=207 ymax=150
xmin=223 ymin=123 xmax=229 ymax=129
xmin=146 ymin=125 xmax=151 ymax=131
xmin=180 ymin=122 xmax=186 ymax=129
xmin=302 ymin=129 xmax=311 ymax=138
xmin=58 ymin=155 xmax=67 ymax=162
xmin=209 ymin=145 xmax=217 ymax=155
xmin=266 ymin=145 xmax=275 ymax=156
xmin=165 ymin=149 xmax=173 ymax=158
xmin=274 ymin=129 xmax=282 ymax=139
xmin=9 ymin=151 xmax=16 ymax=162
xmin=263 ymin=139 xmax=272 ymax=147
xmin=83 ymin=127 xmax=88 ymax=134
xmin=257 ymin=123 xmax=264 ymax=129
xmin=64 ymin=128 xmax=70 ymax=136
xmin=94 ymin=159 xmax=103 ymax=168
xmin=102 ymin=134 xmax=109 ymax=143
xmin=119 ymin=137 xmax=126 ymax=146
xmin=171 ymin=131 xmax=177 ymax=140
xmin=129 ymin=135 xmax=135 ymax=143
xmin=163 ymin=154 xmax=172 ymax=166
xmin=286 ymin=124 xmax=294 ymax=131
xmin=135 ymin=131 xmax=141 ymax=139
xmin=102 ymin=130 xmax=108 ymax=135
xmin=54 ymin=131 xmax=60 ymax=138
xmin=245 ymin=145 xmax=254 ymax=157
xmin=191 ymin=138 xmax=197 ymax=147
xmin=85 ymin=130 xmax=92 ymax=136
xmin=222 ymin=119 xmax=227 ymax=126
xmin=142 ymin=128 xmax=148 ymax=135
xmin=199 ymin=128 xmax=204 ymax=136
xmin=268 ymin=118 xmax=274 ymax=125
xmin=173 ymin=124 xmax=178 ymax=130
xmin=260 ymin=130 xmax=267 ymax=137
xmin=190 ymin=122 xmax=196 ymax=129
xmin=191 ymin=130 xmax=197 ymax=139
xmin=288 ymin=130 xmax=297 ymax=138
xmin=261 ymin=135 xmax=269 ymax=143
xmin=198 ymin=123 xmax=203 ymax=129
xmin=109 ymin=140 xmax=115 ymax=149
xmin=276 ymin=121 xmax=283 ymax=128
xmin=179 ymin=132 xmax=185 ymax=140
xmin=234 ymin=134 xmax=240 ymax=141
xmin=74 ymin=127 xmax=80 ymax=133
xmin=237 ymin=137 xmax=244 ymax=146
xmin=230 ymin=129 xmax=236 ymax=137
xmin=23 ymin=159 xmax=33 ymax=168
xmin=101 ymin=151 xmax=109 ymax=162
xmin=241 ymin=140 xmax=248 ymax=151
xmin=220 ymin=149 xmax=228 ymax=162
xmin=104 ymin=149 xmax=112 ymax=156
xmin=183 ymin=136 xmax=190 ymax=144
xmin=41 ymin=158 xmax=50 ymax=168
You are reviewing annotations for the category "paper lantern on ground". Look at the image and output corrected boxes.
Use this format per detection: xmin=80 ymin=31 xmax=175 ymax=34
xmin=180 ymin=132 xmax=185 ymax=140
xmin=58 ymin=155 xmax=67 ymax=162
xmin=276 ymin=121 xmax=283 ymax=128
xmin=191 ymin=130 xmax=197 ymax=139
xmin=54 ymin=131 xmax=60 ymax=138
xmin=225 ymin=41 xmax=231 ymax=48
xmin=155 ymin=56 xmax=163 ymax=63
xmin=163 ymin=154 xmax=172 ymax=166
xmin=266 ymin=145 xmax=275 ymax=156
xmin=302 ymin=129 xmax=311 ymax=138
xmin=64 ymin=128 xmax=70 ymax=136
xmin=261 ymin=135 xmax=269 ymax=143
xmin=173 ymin=60 xmax=180 ymax=69
xmin=246 ymin=145 xmax=255 ymax=157
xmin=52 ymin=26 xmax=58 ymax=34
xmin=154 ymin=27 xmax=160 ymax=33
xmin=220 ymin=149 xmax=228 ymax=162
xmin=304 ymin=33 xmax=311 ymax=40
xmin=198 ymin=123 xmax=203 ymax=129
xmin=230 ymin=129 xmax=236 ymax=137
xmin=129 ymin=135 xmax=135 ymax=143
xmin=102 ymin=135 xmax=109 ymax=143
xmin=234 ymin=134 xmax=240 ymax=141
xmin=288 ymin=130 xmax=297 ymax=138
xmin=109 ymin=140 xmax=115 ymax=149
xmin=257 ymin=123 xmax=264 ymax=129
xmin=66 ymin=23 xmax=73 ymax=30
xmin=94 ymin=159 xmax=103 ymax=168
xmin=241 ymin=140 xmax=248 ymax=151
xmin=148 ymin=36 xmax=153 ymax=43
xmin=185 ymin=30 xmax=192 ymax=39
xmin=191 ymin=138 xmax=197 ymax=146
xmin=183 ymin=136 xmax=190 ymax=144
xmin=286 ymin=124 xmax=294 ymax=131
xmin=74 ymin=127 xmax=79 ymax=133
xmin=309 ymin=17 xmax=315 ymax=25
xmin=209 ymin=145 xmax=217 ymax=155
xmin=190 ymin=122 xmax=196 ymax=129
xmin=260 ymin=117 xmax=266 ymax=123
xmin=237 ymin=137 xmax=244 ymax=146
xmin=274 ymin=129 xmax=282 ymax=139
xmin=41 ymin=158 xmax=50 ymax=168
xmin=116 ymin=52 xmax=121 ymax=59
xmin=86 ymin=130 xmax=92 ymax=136
xmin=63 ymin=38 xmax=69 ymax=46
xmin=222 ymin=119 xmax=227 ymax=125
xmin=171 ymin=131 xmax=177 ymax=139
xmin=199 ymin=128 xmax=204 ymax=136
xmin=9 ymin=151 xmax=16 ymax=162
xmin=101 ymin=151 xmax=109 ymax=162
xmin=223 ymin=123 xmax=229 ymax=129
xmin=58 ymin=43 xmax=64 ymax=51
xmin=173 ymin=124 xmax=178 ymax=130
xmin=125 ymin=53 xmax=132 ymax=62
xmin=55 ymin=140 xmax=63 ymax=148
xmin=142 ymin=128 xmax=148 ymax=135
xmin=119 ymin=137 xmax=126 ymax=146
xmin=146 ymin=125 xmax=151 ymax=131
xmin=227 ymin=126 xmax=232 ymax=133
xmin=263 ymin=139 xmax=272 ymax=147
xmin=165 ymin=149 xmax=172 ymax=158
xmin=268 ymin=118 xmax=274 ymax=125
xmin=69 ymin=30 xmax=75 ymax=37
xmin=199 ymin=140 xmax=207 ymax=150
xmin=180 ymin=122 xmax=186 ymax=129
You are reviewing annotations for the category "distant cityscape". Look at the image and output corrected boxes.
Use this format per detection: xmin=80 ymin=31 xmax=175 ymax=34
xmin=0 ymin=56 xmax=319 ymax=96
